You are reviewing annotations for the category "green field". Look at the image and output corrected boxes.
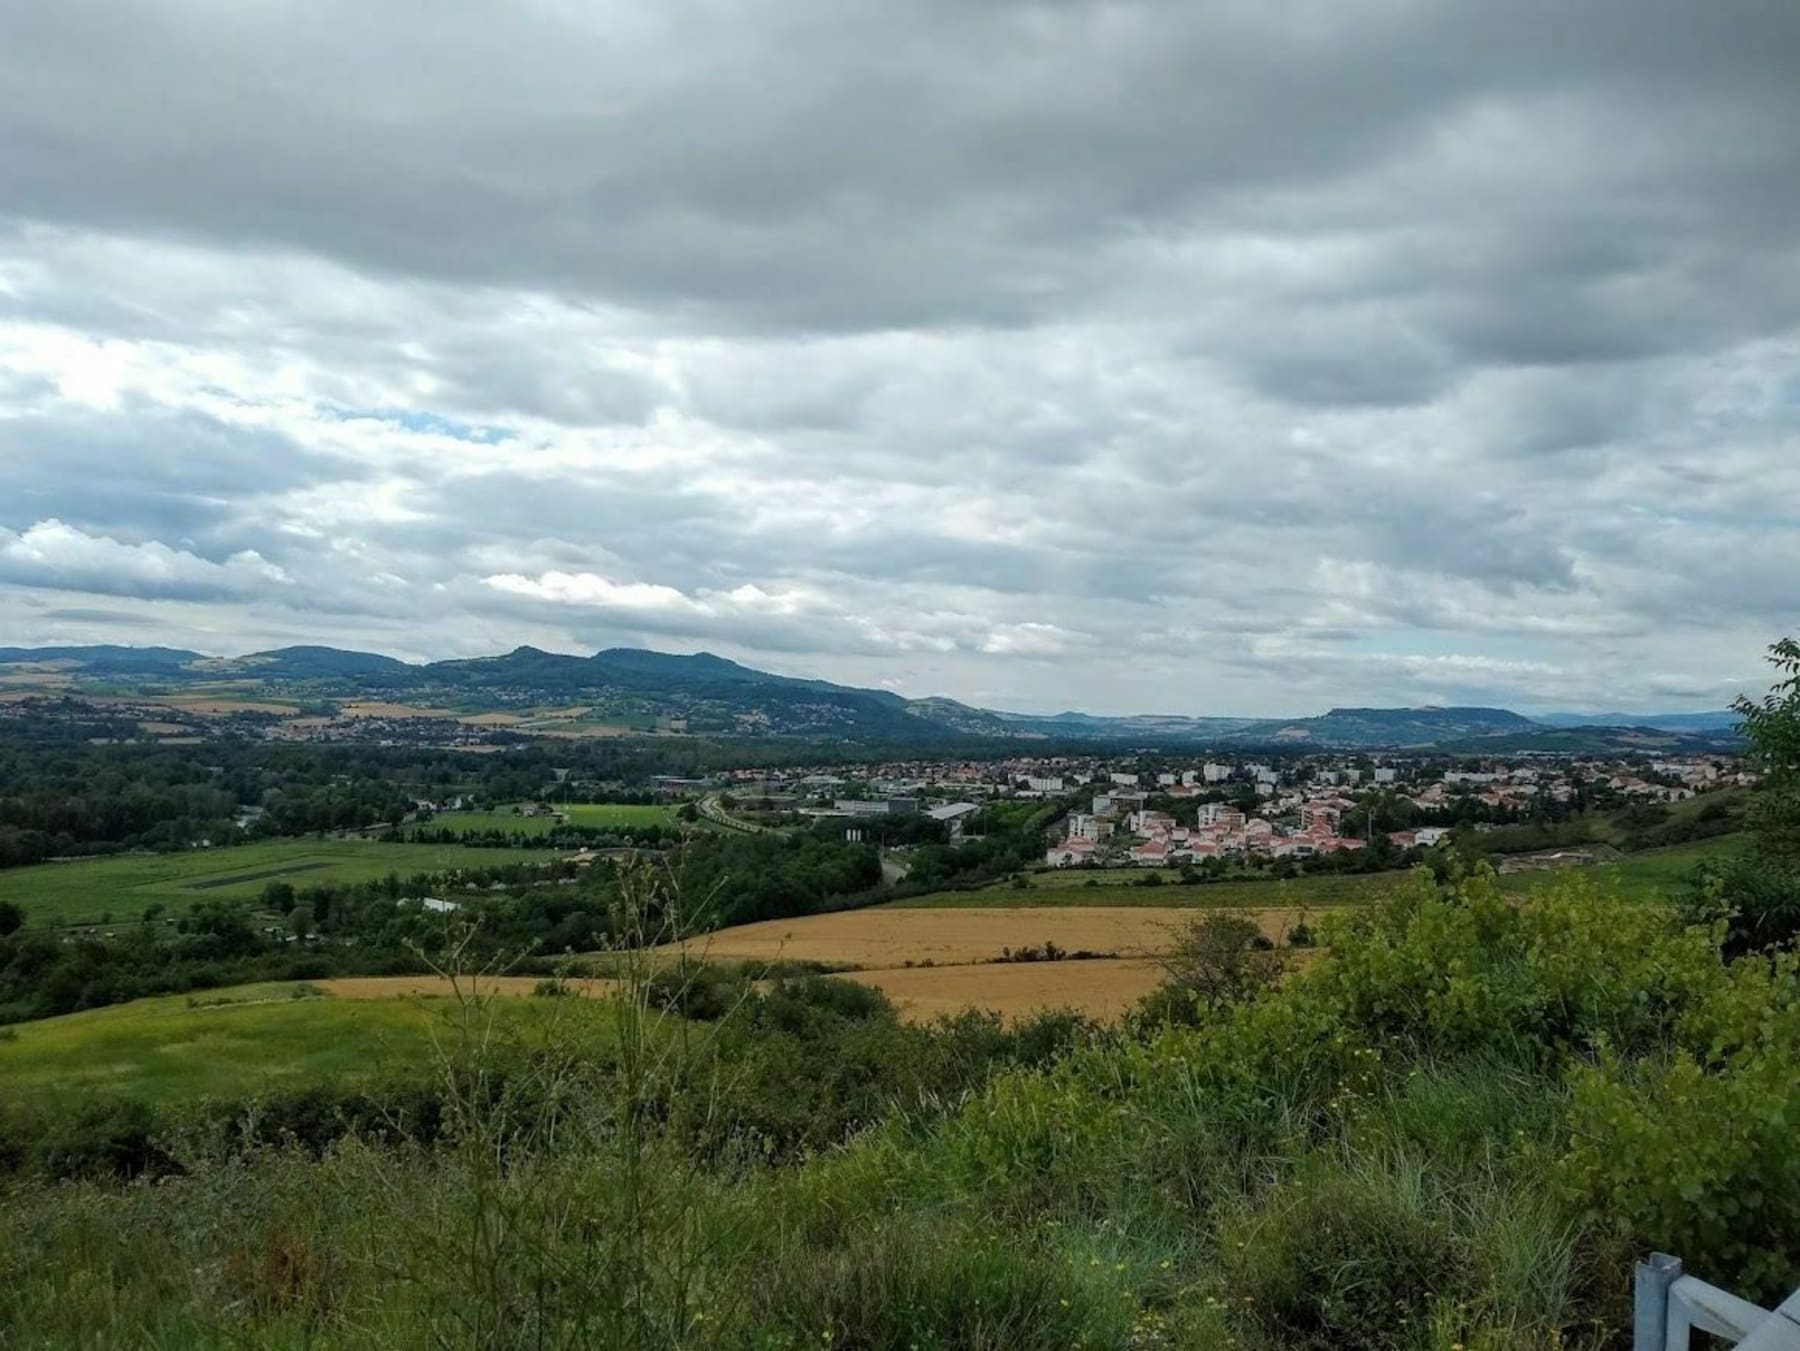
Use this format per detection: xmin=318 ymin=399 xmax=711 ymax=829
xmin=430 ymin=802 xmax=677 ymax=835
xmin=564 ymin=802 xmax=677 ymax=828
xmin=0 ymin=982 xmax=615 ymax=1108
xmin=896 ymin=834 xmax=1746 ymax=911
xmin=430 ymin=808 xmax=560 ymax=836
xmin=0 ymin=839 xmax=551 ymax=928
xmin=1494 ymin=832 xmax=1743 ymax=902
xmin=895 ymin=868 xmax=1398 ymax=909
xmin=1019 ymin=864 xmax=1271 ymax=888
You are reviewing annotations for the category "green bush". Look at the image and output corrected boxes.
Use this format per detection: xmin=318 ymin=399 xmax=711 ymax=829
xmin=1219 ymin=1159 xmax=1459 ymax=1348
xmin=1313 ymin=867 xmax=1725 ymax=1063
xmin=4 ymin=860 xmax=1798 ymax=1345
xmin=35 ymin=1100 xmax=182 ymax=1182
xmin=1558 ymin=952 xmax=1800 ymax=1304
xmin=644 ymin=960 xmax=752 ymax=1020
xmin=742 ymin=1217 xmax=1135 ymax=1349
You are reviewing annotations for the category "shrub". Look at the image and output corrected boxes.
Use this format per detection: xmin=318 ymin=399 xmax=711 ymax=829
xmin=1684 ymin=854 xmax=1800 ymax=957
xmin=1219 ymin=1160 xmax=1459 ymax=1348
xmin=1137 ymin=910 xmax=1283 ymax=1026
xmin=644 ymin=961 xmax=751 ymax=1020
xmin=36 ymin=1100 xmax=182 ymax=1182
xmin=1313 ymin=867 xmax=1725 ymax=1063
xmin=743 ymin=1216 xmax=1134 ymax=1349
xmin=1558 ymin=952 xmax=1800 ymax=1304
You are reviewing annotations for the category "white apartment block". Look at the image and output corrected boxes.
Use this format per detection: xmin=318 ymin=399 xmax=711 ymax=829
xmin=1068 ymin=813 xmax=1109 ymax=842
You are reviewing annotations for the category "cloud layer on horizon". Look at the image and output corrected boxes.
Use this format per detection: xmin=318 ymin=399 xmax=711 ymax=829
xmin=0 ymin=0 xmax=1797 ymax=715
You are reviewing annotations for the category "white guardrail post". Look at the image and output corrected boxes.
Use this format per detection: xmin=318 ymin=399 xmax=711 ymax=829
xmin=1635 ymin=1253 xmax=1800 ymax=1351
xmin=1637 ymin=1252 xmax=1681 ymax=1349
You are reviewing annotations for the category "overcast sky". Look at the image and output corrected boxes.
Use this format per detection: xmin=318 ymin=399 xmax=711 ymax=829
xmin=1 ymin=1 xmax=1797 ymax=716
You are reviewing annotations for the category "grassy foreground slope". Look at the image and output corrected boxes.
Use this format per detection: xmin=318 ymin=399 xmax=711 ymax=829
xmin=3 ymin=867 xmax=1797 ymax=1348
xmin=0 ymin=838 xmax=551 ymax=927
xmin=0 ymin=980 xmax=616 ymax=1107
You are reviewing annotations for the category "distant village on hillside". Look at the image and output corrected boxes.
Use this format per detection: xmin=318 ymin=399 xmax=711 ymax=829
xmin=679 ymin=749 xmax=1754 ymax=872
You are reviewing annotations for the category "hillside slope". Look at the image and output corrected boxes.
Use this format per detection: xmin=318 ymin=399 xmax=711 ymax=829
xmin=0 ymin=643 xmax=1743 ymax=749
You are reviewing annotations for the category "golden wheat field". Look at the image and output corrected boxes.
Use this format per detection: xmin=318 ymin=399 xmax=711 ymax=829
xmin=324 ymin=907 xmax=1315 ymax=1024
xmin=150 ymin=696 xmax=301 ymax=715
xmin=677 ymin=905 xmax=1309 ymax=967
xmin=338 ymin=701 xmax=460 ymax=719
xmin=846 ymin=958 xmax=1169 ymax=1022
xmin=318 ymin=975 xmax=618 ymax=1000
xmin=666 ymin=905 xmax=1316 ymax=1024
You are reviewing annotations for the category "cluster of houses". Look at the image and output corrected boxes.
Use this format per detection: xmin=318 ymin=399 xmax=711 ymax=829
xmin=699 ymin=750 xmax=1750 ymax=866
xmin=1045 ymin=790 xmax=1420 ymax=868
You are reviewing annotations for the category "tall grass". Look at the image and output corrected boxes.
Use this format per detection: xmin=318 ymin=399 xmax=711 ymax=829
xmin=1 ymin=866 xmax=1792 ymax=1347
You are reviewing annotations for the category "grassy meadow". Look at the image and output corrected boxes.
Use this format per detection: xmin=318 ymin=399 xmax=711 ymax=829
xmin=0 ymin=838 xmax=544 ymax=928
xmin=1494 ymin=832 xmax=1745 ymax=900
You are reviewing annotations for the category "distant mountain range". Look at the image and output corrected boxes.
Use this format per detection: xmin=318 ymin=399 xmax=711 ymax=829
xmin=1533 ymin=710 xmax=1743 ymax=732
xmin=0 ymin=643 xmax=1743 ymax=751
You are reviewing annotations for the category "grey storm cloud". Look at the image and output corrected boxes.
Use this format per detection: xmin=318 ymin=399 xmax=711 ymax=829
xmin=0 ymin=410 xmax=363 ymax=538
xmin=0 ymin=0 xmax=1797 ymax=713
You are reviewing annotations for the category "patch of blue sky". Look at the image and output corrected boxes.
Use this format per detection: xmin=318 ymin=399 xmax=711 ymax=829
xmin=324 ymin=407 xmax=509 ymax=443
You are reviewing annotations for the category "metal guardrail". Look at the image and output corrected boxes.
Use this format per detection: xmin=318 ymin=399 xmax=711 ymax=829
xmin=1636 ymin=1254 xmax=1800 ymax=1349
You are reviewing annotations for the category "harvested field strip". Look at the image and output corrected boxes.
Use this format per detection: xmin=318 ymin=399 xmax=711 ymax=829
xmin=675 ymin=905 xmax=1313 ymax=968
xmin=318 ymin=975 xmax=618 ymax=1000
xmin=847 ymin=958 xmax=1165 ymax=1024
xmin=150 ymin=697 xmax=300 ymax=715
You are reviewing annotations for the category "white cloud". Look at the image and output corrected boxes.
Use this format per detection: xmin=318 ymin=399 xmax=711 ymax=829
xmin=0 ymin=519 xmax=291 ymax=602
xmin=0 ymin=1 xmax=1796 ymax=714
xmin=484 ymin=571 xmax=703 ymax=615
